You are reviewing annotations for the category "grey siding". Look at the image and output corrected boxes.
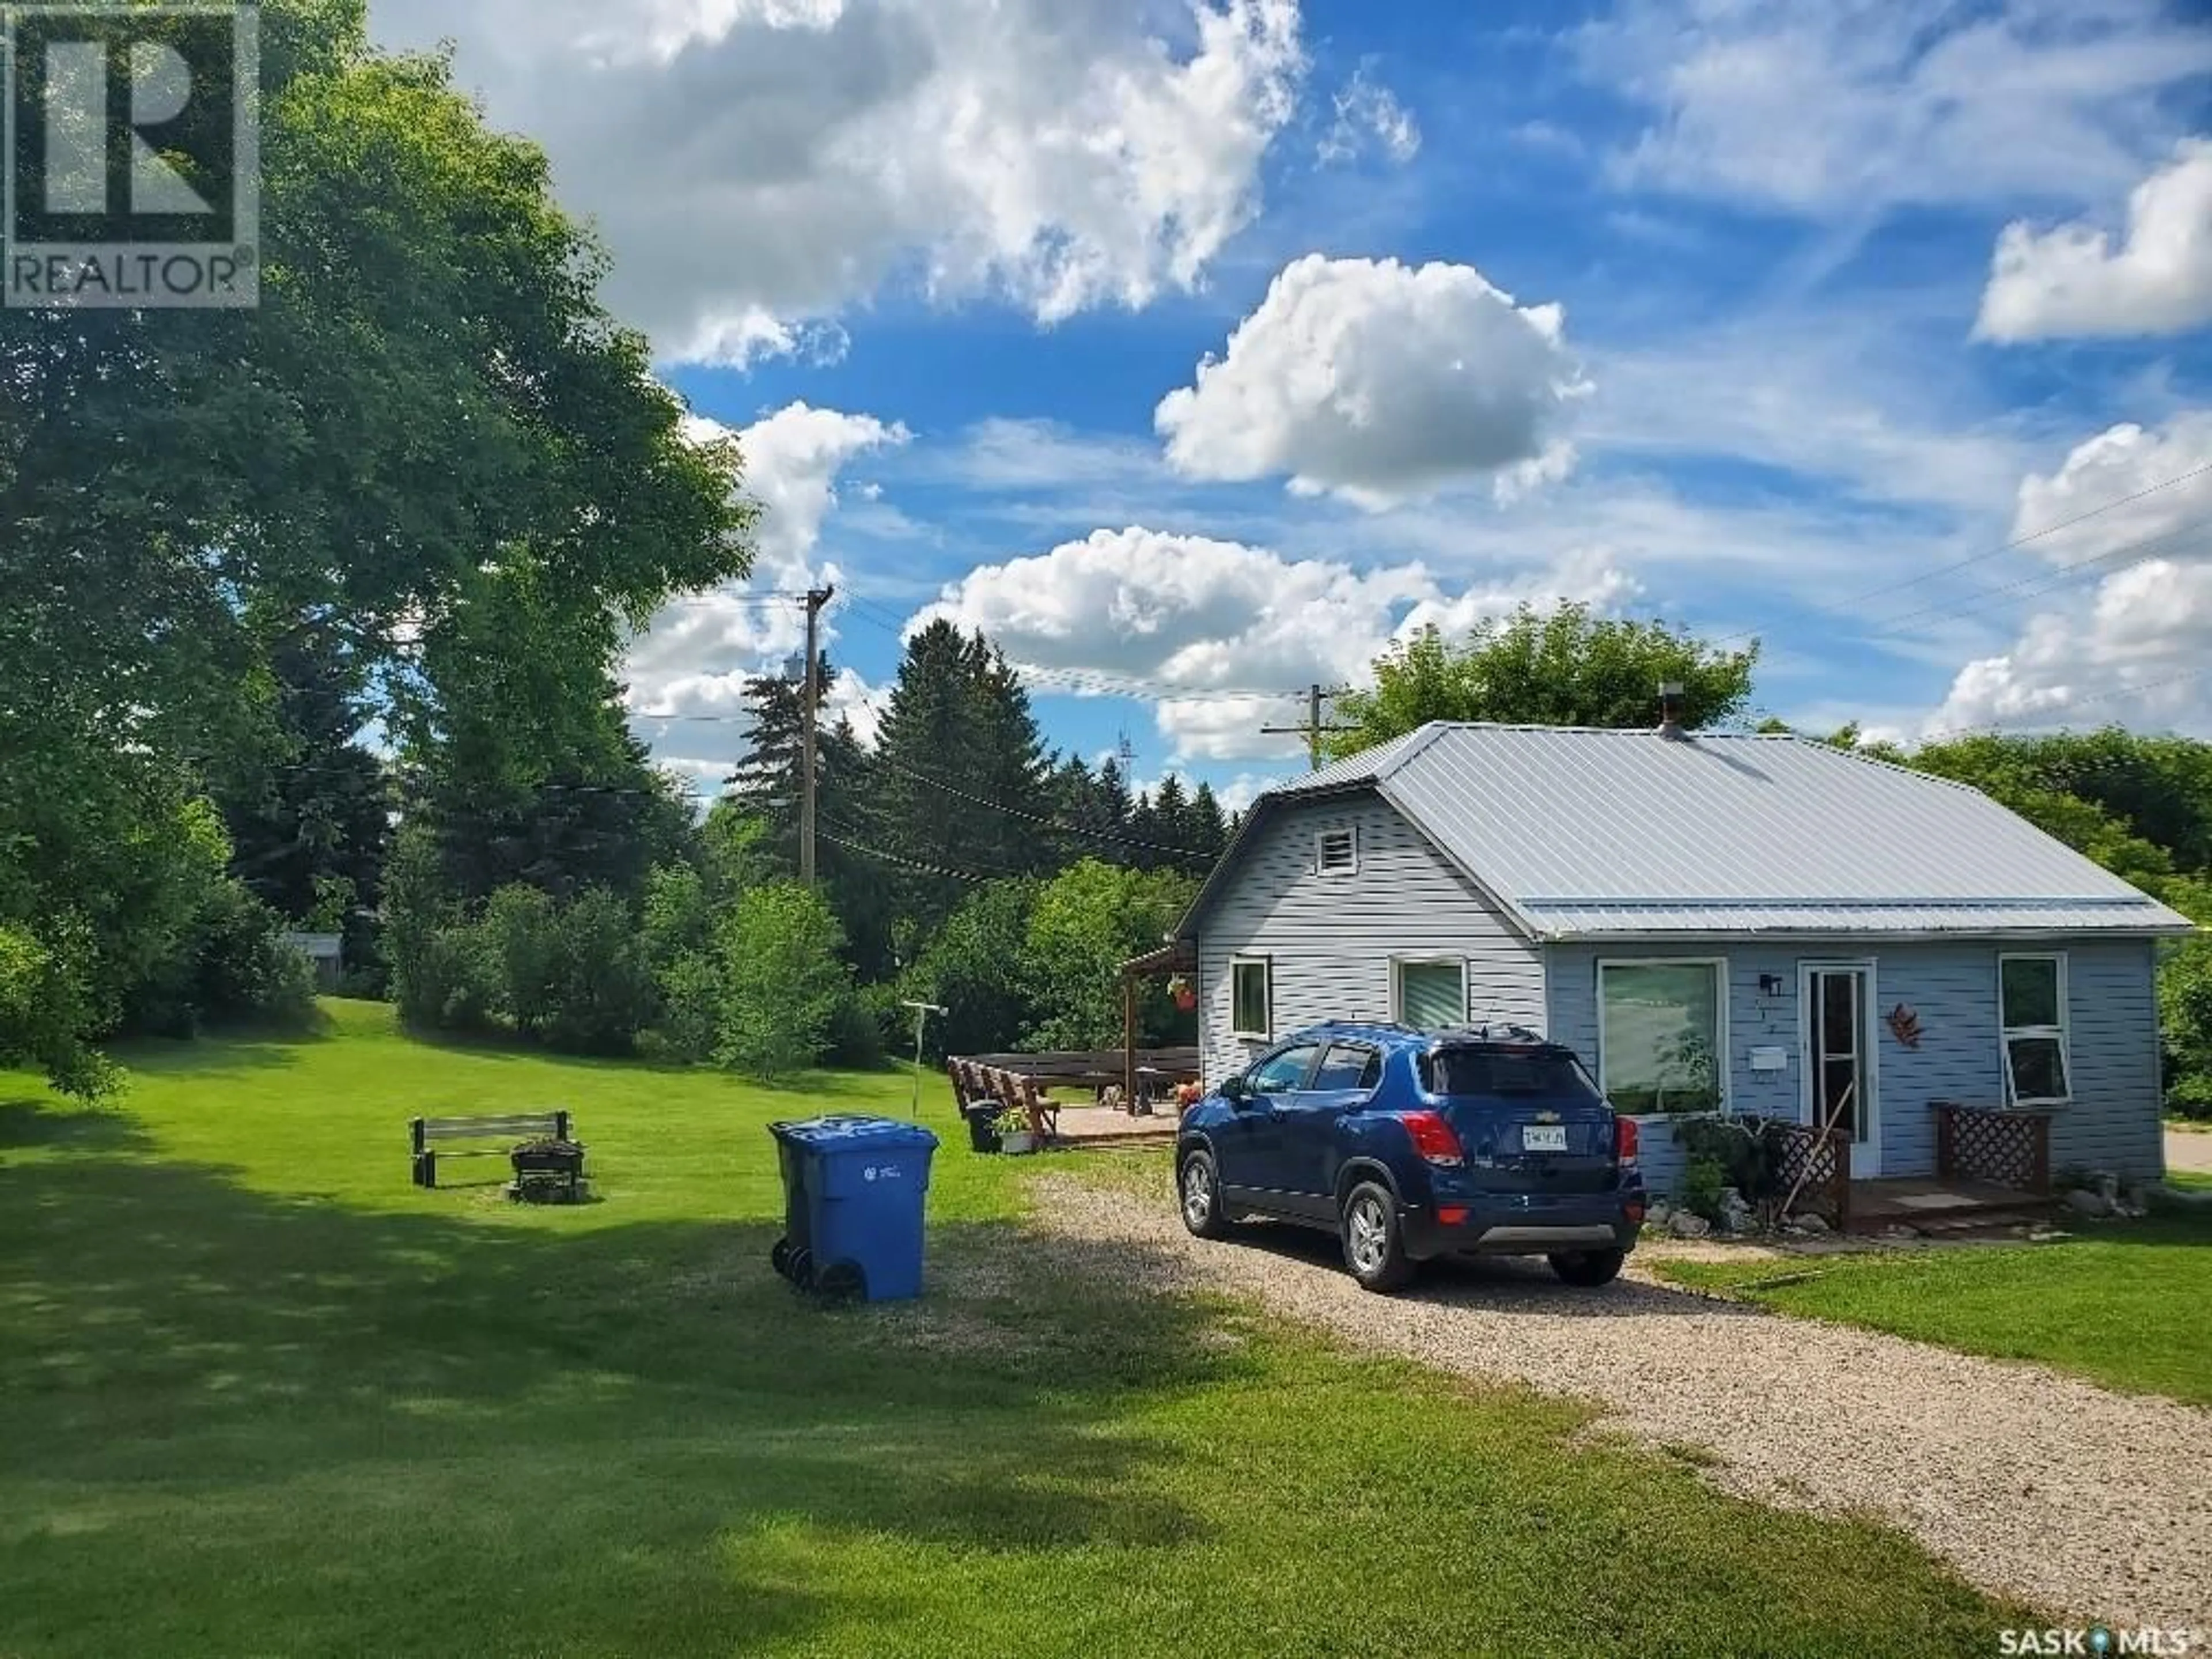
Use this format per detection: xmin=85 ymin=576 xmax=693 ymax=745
xmin=1193 ymin=792 xmax=1545 ymax=1084
xmin=1543 ymin=936 xmax=2165 ymax=1195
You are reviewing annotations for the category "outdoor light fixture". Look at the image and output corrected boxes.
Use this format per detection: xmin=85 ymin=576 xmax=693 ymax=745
xmin=1759 ymin=974 xmax=1785 ymax=997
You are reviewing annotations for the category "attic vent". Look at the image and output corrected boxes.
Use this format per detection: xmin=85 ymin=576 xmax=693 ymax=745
xmin=1317 ymin=827 xmax=1358 ymax=876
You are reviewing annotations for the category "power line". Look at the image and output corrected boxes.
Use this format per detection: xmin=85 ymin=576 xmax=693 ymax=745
xmin=816 ymin=823 xmax=1000 ymax=886
xmin=1914 ymin=662 xmax=2212 ymax=747
xmin=1855 ymin=517 xmax=2212 ymax=642
xmin=1710 ymin=458 xmax=2212 ymax=648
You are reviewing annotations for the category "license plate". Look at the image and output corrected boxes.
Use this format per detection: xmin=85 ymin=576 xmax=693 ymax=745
xmin=1521 ymin=1124 xmax=1569 ymax=1153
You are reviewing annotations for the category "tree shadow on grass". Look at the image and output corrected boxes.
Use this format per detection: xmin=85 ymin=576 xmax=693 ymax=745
xmin=0 ymin=1103 xmax=1244 ymax=1657
xmin=0 ymin=1098 xmax=155 ymax=1154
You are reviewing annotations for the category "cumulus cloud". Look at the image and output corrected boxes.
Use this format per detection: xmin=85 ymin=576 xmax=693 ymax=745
xmin=372 ymin=0 xmax=1306 ymax=359
xmin=1575 ymin=0 xmax=2212 ymax=220
xmin=1976 ymin=139 xmax=2212 ymax=343
xmin=1154 ymin=255 xmax=1590 ymax=510
xmin=1926 ymin=414 xmax=2212 ymax=737
xmin=914 ymin=525 xmax=1635 ymax=760
xmin=1317 ymin=62 xmax=1420 ymax=166
xmin=624 ymin=402 xmax=908 ymax=722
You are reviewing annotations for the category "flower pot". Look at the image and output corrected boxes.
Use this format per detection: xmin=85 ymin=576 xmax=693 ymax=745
xmin=1173 ymin=990 xmax=1196 ymax=1011
xmin=1000 ymin=1131 xmax=1036 ymax=1156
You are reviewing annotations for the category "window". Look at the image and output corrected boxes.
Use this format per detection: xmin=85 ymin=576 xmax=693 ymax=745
xmin=1394 ymin=957 xmax=1467 ymax=1030
xmin=1426 ymin=1047 xmax=1601 ymax=1103
xmin=1249 ymin=1044 xmax=1321 ymax=1095
xmin=1230 ymin=957 xmax=1271 ymax=1040
xmin=1999 ymin=953 xmax=2071 ymax=1105
xmin=1597 ymin=960 xmax=1725 ymax=1115
xmin=1316 ymin=827 xmax=1358 ymax=876
xmin=1311 ymin=1044 xmax=1382 ymax=1092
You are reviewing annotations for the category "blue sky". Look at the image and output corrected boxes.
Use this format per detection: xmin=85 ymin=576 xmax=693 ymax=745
xmin=372 ymin=0 xmax=2212 ymax=810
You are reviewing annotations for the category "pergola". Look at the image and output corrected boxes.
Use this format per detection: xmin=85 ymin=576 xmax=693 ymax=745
xmin=1118 ymin=938 xmax=1198 ymax=1106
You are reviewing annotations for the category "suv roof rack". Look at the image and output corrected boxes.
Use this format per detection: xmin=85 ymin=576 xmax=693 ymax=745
xmin=1433 ymin=1022 xmax=1554 ymax=1046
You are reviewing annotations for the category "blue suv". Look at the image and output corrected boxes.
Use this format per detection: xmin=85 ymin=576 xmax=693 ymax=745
xmin=1175 ymin=1022 xmax=1646 ymax=1293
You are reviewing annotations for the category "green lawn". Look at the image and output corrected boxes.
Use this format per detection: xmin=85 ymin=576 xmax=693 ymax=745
xmin=1 ymin=1002 xmax=2033 ymax=1656
xmin=1654 ymin=1210 xmax=2212 ymax=1405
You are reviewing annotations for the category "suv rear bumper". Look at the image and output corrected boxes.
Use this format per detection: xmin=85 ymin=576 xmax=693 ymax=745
xmin=1400 ymin=1192 xmax=1644 ymax=1260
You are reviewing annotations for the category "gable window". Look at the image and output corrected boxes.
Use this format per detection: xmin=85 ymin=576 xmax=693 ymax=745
xmin=1394 ymin=957 xmax=1467 ymax=1031
xmin=1597 ymin=960 xmax=1725 ymax=1115
xmin=1999 ymin=953 xmax=2071 ymax=1106
xmin=1316 ymin=827 xmax=1358 ymax=876
xmin=1230 ymin=957 xmax=1271 ymax=1040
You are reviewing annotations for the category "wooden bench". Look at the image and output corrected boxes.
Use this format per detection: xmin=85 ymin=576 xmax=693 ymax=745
xmin=946 ymin=1062 xmax=1059 ymax=1141
xmin=410 ymin=1110 xmax=576 ymax=1190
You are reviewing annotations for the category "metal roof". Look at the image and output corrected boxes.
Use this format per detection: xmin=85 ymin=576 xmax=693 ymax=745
xmin=1248 ymin=724 xmax=2194 ymax=941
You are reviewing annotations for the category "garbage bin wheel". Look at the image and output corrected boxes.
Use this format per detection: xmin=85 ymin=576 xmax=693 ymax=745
xmin=816 ymin=1259 xmax=866 ymax=1304
xmin=770 ymin=1237 xmax=794 ymax=1278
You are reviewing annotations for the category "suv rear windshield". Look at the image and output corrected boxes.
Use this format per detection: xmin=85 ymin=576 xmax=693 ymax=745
xmin=1422 ymin=1047 xmax=1603 ymax=1101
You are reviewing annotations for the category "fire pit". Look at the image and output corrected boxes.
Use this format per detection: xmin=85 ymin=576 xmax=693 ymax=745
xmin=509 ymin=1137 xmax=588 ymax=1203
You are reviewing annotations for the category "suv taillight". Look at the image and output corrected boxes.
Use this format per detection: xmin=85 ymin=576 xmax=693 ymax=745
xmin=1615 ymin=1115 xmax=1639 ymax=1164
xmin=1401 ymin=1110 xmax=1464 ymax=1167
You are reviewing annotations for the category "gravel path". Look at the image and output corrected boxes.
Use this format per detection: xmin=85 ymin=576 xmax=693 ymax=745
xmin=1031 ymin=1176 xmax=2212 ymax=1629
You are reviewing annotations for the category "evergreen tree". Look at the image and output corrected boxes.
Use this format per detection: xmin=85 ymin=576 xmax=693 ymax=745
xmin=1188 ymin=781 xmax=1229 ymax=866
xmin=868 ymin=620 xmax=1046 ymax=936
xmin=207 ymin=612 xmax=390 ymax=933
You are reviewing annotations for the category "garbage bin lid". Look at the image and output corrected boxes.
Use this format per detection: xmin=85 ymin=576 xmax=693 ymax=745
xmin=770 ymin=1114 xmax=941 ymax=1153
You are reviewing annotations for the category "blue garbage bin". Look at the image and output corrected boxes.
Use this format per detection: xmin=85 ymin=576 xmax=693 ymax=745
xmin=768 ymin=1116 xmax=940 ymax=1302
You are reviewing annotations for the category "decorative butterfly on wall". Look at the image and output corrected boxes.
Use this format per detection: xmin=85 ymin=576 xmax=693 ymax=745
xmin=1886 ymin=1003 xmax=1923 ymax=1048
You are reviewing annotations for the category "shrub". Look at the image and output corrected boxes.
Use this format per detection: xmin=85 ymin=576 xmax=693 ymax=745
xmin=400 ymin=923 xmax=501 ymax=1032
xmin=484 ymin=885 xmax=560 ymax=1035
xmin=540 ymin=887 xmax=650 ymax=1056
xmin=1680 ymin=1156 xmax=1728 ymax=1224
xmin=643 ymin=949 xmax=722 ymax=1065
xmin=715 ymin=882 xmax=849 ymax=1080
xmin=825 ymin=984 xmax=890 ymax=1069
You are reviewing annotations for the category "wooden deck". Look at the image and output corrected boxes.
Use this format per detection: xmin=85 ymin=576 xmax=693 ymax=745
xmin=1847 ymin=1176 xmax=2053 ymax=1233
xmin=1047 ymin=1104 xmax=1179 ymax=1150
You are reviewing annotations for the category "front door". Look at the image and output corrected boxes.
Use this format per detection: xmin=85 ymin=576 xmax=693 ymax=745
xmin=1803 ymin=965 xmax=1878 ymax=1179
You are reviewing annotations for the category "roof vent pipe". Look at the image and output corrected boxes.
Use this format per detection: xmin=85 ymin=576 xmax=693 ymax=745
xmin=1657 ymin=680 xmax=1687 ymax=740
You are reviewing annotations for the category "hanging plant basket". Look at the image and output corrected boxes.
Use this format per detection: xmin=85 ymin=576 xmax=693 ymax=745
xmin=1168 ymin=974 xmax=1196 ymax=1011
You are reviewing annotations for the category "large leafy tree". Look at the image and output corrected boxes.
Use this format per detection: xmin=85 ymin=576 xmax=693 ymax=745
xmin=0 ymin=0 xmax=753 ymax=1091
xmin=1328 ymin=604 xmax=1760 ymax=759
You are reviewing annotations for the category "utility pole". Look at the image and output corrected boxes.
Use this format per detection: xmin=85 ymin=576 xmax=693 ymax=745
xmin=799 ymin=583 xmax=835 ymax=885
xmin=1262 ymin=683 xmax=1355 ymax=770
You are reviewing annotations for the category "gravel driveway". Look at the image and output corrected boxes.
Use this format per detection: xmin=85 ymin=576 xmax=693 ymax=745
xmin=1032 ymin=1176 xmax=2212 ymax=1630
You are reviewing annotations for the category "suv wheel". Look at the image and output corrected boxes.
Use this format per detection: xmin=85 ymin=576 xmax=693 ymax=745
xmin=1178 ymin=1148 xmax=1232 ymax=1239
xmin=1548 ymin=1248 xmax=1626 ymax=1289
xmin=1340 ymin=1181 xmax=1413 ymax=1292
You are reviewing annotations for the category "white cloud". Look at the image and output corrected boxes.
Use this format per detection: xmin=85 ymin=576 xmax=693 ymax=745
xmin=372 ymin=0 xmax=1306 ymax=359
xmin=823 ymin=667 xmax=885 ymax=750
xmin=1926 ymin=413 xmax=2212 ymax=737
xmin=1317 ymin=62 xmax=1420 ymax=166
xmin=914 ymin=525 xmax=1635 ymax=760
xmin=624 ymin=402 xmax=908 ymax=721
xmin=1576 ymin=0 xmax=2212 ymax=221
xmin=1976 ymin=139 xmax=2212 ymax=342
xmin=1154 ymin=255 xmax=1590 ymax=510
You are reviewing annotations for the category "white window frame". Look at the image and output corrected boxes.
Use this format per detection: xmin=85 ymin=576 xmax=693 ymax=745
xmin=1392 ymin=955 xmax=1468 ymax=1029
xmin=1595 ymin=957 xmax=1731 ymax=1117
xmin=1229 ymin=956 xmax=1272 ymax=1041
xmin=1998 ymin=952 xmax=2071 ymax=1107
xmin=1315 ymin=825 xmax=1359 ymax=877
